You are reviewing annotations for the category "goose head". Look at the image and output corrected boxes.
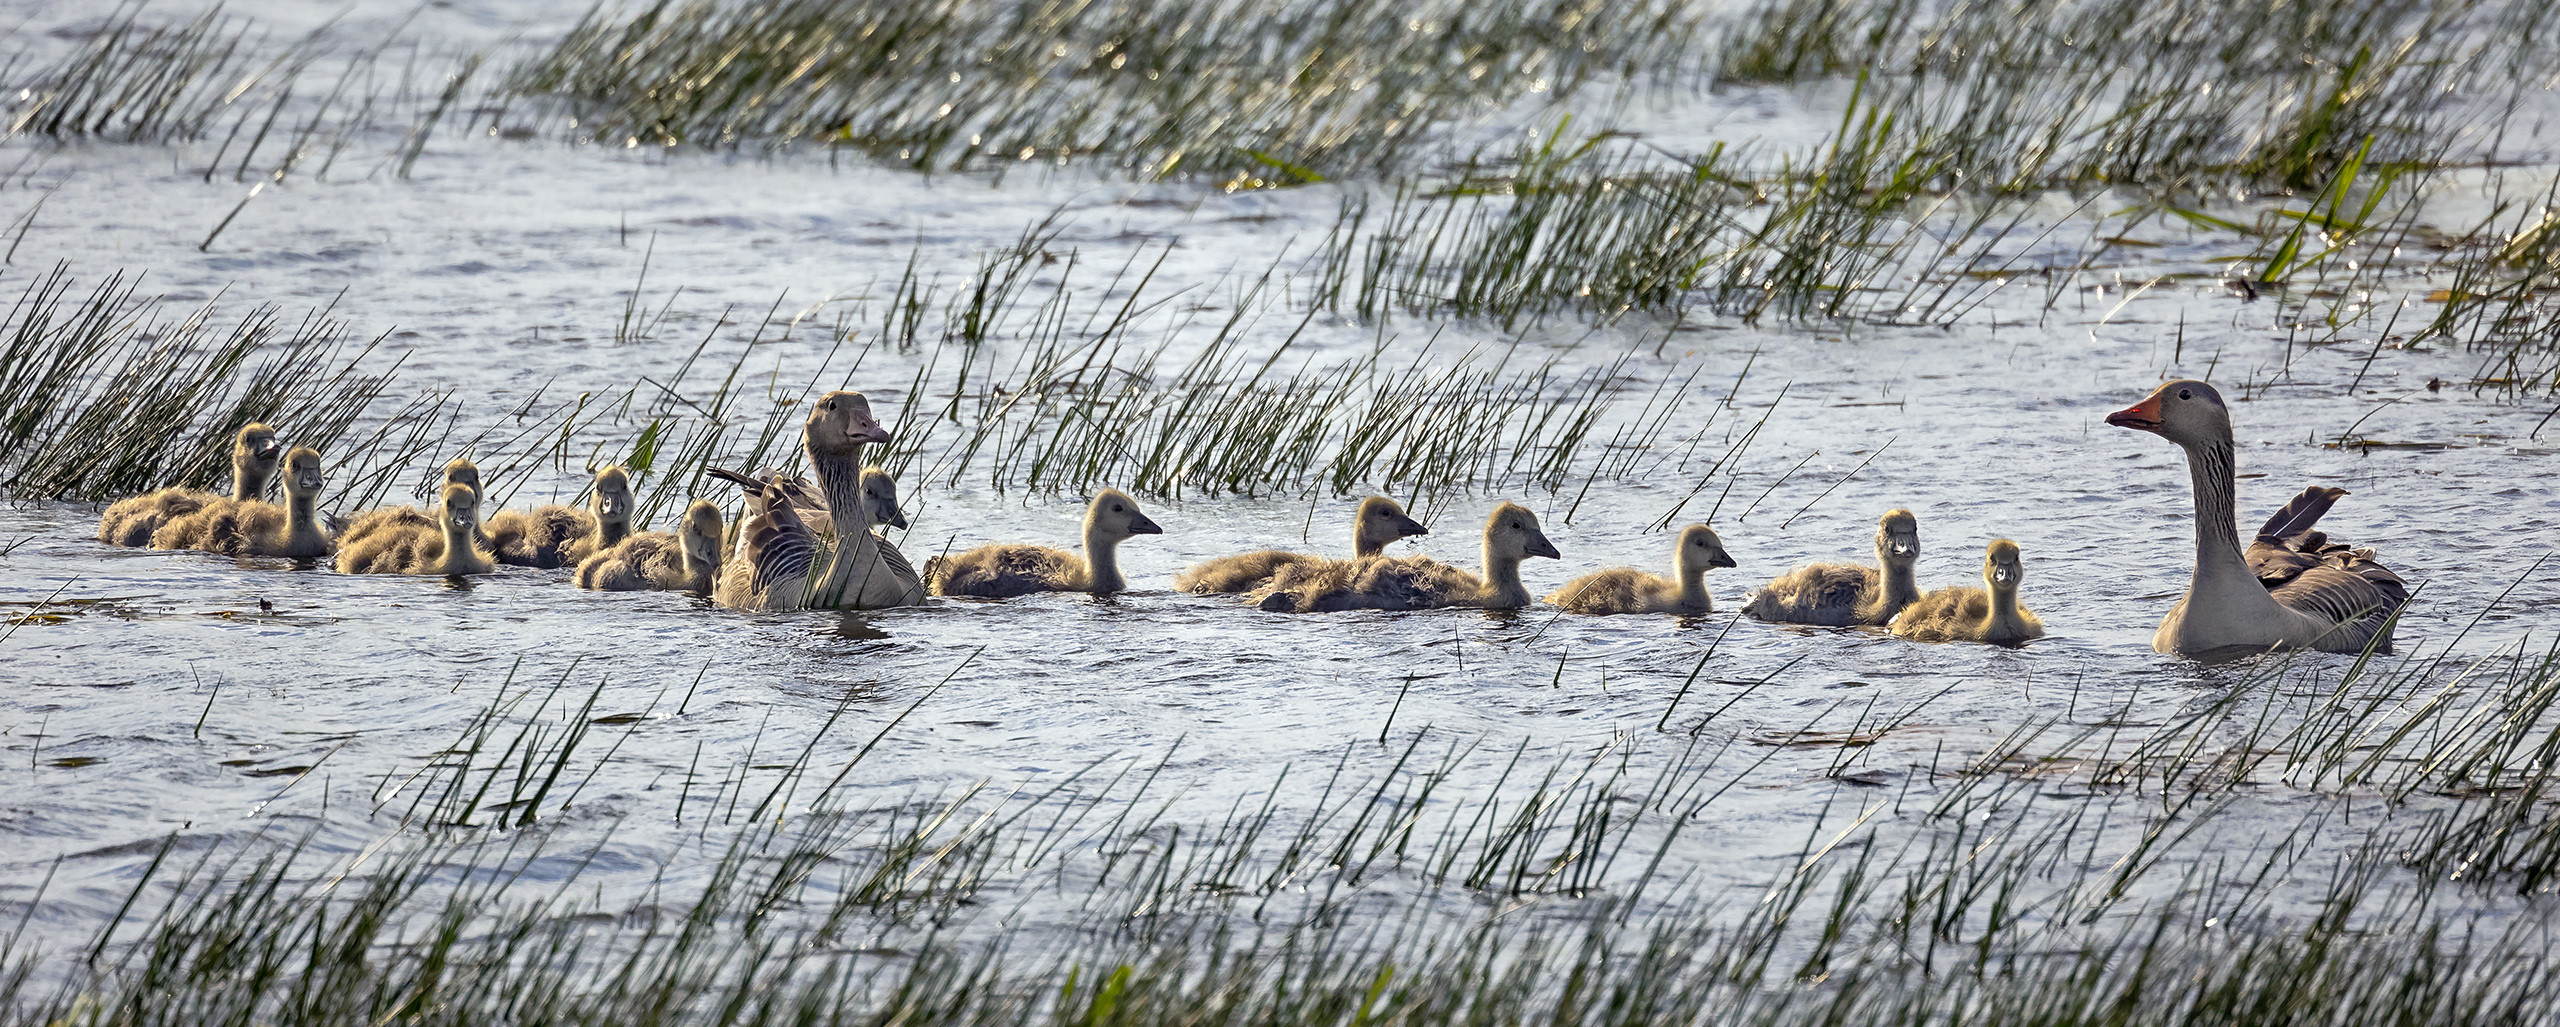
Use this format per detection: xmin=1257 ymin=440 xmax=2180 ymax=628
xmin=1675 ymin=523 xmax=1737 ymax=577
xmin=861 ymin=467 xmax=908 ymax=529
xmin=1983 ymin=538 xmax=2024 ymax=593
xmin=681 ymin=499 xmax=724 ymax=570
xmin=1486 ymin=502 xmax=1561 ymax=562
xmin=232 ymin=423 xmax=283 ymax=496
xmin=591 ymin=466 xmax=634 ymax=528
xmin=807 ymin=391 xmax=891 ymax=457
xmin=444 ymin=457 xmax=482 ymax=494
xmin=1088 ymin=488 xmax=1163 ymax=542
xmin=1353 ymin=496 xmax=1429 ymax=555
xmin=1875 ymin=509 xmax=1920 ymax=568
xmin=283 ymin=447 xmax=326 ymax=498
xmin=440 ymin=483 xmax=481 ymax=534
xmin=2105 ymin=379 xmax=2232 ymax=450
xmin=236 ymin=423 xmax=284 ymax=466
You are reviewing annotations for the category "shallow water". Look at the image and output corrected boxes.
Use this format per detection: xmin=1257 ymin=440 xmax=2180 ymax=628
xmin=3 ymin=0 xmax=2559 ymax=1007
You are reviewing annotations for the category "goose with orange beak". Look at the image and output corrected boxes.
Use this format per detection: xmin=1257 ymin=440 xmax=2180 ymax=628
xmin=2106 ymin=379 xmax=2408 ymax=656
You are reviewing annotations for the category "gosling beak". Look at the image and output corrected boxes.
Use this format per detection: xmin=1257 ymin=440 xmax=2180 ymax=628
xmin=256 ymin=438 xmax=285 ymax=460
xmin=1128 ymin=513 xmax=1164 ymax=535
xmin=2105 ymin=394 xmax=2164 ymax=432
xmin=885 ymin=508 xmax=910 ymax=530
xmin=1710 ymin=551 xmax=1737 ymax=569
xmin=1396 ymin=517 xmax=1429 ymax=537
xmin=1992 ymin=564 xmax=2016 ymax=586
xmin=1890 ymin=542 xmax=1916 ymax=558
xmin=1527 ymin=534 xmax=1561 ymax=560
xmin=300 ymin=472 xmax=327 ymax=491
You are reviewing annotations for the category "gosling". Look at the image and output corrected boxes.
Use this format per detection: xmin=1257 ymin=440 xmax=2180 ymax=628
xmin=1888 ymin=539 xmax=2045 ymax=644
xmin=1545 ymin=524 xmax=1736 ymax=615
xmin=1742 ymin=509 xmax=1921 ymax=626
xmin=336 ymin=483 xmax=496 ymax=575
xmin=96 ymin=423 xmax=283 ymax=546
xmin=926 ymin=489 xmax=1163 ymax=597
xmin=1254 ymin=503 xmax=1558 ymax=612
xmin=488 ymin=466 xmax=634 ymax=568
xmin=576 ymin=500 xmax=725 ymax=593
xmin=1174 ymin=496 xmax=1427 ymax=594
xmin=148 ymin=446 xmax=332 ymax=558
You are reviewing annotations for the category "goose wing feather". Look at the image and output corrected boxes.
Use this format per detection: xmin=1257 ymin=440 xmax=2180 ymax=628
xmin=2244 ymin=486 xmax=2408 ymax=645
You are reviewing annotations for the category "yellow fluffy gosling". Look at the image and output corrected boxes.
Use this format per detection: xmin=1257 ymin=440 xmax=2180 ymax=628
xmin=1545 ymin=524 xmax=1736 ymax=615
xmin=576 ymin=500 xmax=725 ymax=593
xmin=148 ymin=447 xmax=331 ymax=558
xmin=336 ymin=483 xmax=495 ymax=575
xmin=96 ymin=423 xmax=282 ymax=546
xmin=1254 ymin=503 xmax=1558 ymax=612
xmin=488 ymin=465 xmax=634 ymax=569
xmin=1888 ymin=539 xmax=2045 ymax=644
xmin=1175 ymin=496 xmax=1428 ymax=594
xmin=927 ymin=489 xmax=1164 ymax=597
xmin=1741 ymin=509 xmax=1921 ymax=626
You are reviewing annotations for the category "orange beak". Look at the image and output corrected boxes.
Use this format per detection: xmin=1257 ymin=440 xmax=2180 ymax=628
xmin=2105 ymin=393 xmax=2164 ymax=432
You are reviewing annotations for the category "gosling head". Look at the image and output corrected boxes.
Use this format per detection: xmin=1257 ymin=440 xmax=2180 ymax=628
xmin=443 ymin=457 xmax=482 ymax=494
xmin=2105 ymin=379 xmax=2232 ymax=451
xmin=1353 ymin=496 xmax=1428 ymax=556
xmin=861 ymin=467 xmax=908 ymax=529
xmin=1875 ymin=509 xmax=1920 ymax=567
xmin=282 ymin=446 xmax=326 ymax=497
xmin=440 ymin=483 xmax=481 ymax=533
xmin=680 ymin=499 xmax=724 ymax=569
xmin=1983 ymin=538 xmax=2024 ymax=592
xmin=1675 ymin=523 xmax=1737 ymax=575
xmin=235 ymin=423 xmax=284 ymax=465
xmin=591 ymin=466 xmax=634 ymax=526
xmin=1486 ymin=502 xmax=1561 ymax=562
xmin=807 ymin=391 xmax=891 ymax=457
xmin=1087 ymin=488 xmax=1162 ymax=542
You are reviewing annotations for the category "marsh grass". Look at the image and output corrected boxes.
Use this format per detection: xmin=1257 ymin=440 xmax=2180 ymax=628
xmin=15 ymin=626 xmax=2560 ymax=1026
xmin=0 ymin=265 xmax=414 ymax=504
xmin=505 ymin=0 xmax=1703 ymax=181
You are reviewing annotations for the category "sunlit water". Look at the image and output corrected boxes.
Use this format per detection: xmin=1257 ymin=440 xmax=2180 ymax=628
xmin=2 ymin=0 xmax=2558 ymax=995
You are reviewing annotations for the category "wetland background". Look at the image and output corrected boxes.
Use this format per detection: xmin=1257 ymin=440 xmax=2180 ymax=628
xmin=3 ymin=0 xmax=2560 ymax=1022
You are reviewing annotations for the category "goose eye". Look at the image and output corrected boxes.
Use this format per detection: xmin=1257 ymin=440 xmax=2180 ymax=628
xmin=2177 ymin=388 xmax=2191 ymax=400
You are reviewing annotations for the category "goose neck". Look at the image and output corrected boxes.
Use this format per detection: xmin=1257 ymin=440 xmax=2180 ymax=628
xmin=1084 ymin=521 xmax=1125 ymax=593
xmin=1482 ymin=541 xmax=1528 ymax=606
xmin=2183 ymin=436 xmax=2257 ymax=590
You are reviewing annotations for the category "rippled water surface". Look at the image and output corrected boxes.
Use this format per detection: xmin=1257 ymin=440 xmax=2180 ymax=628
xmin=3 ymin=0 xmax=2559 ymax=1015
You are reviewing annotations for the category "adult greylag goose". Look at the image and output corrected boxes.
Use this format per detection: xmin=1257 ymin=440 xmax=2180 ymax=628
xmin=1742 ymin=509 xmax=1921 ymax=626
xmin=926 ymin=489 xmax=1164 ymax=597
xmin=97 ymin=423 xmax=283 ymax=546
xmin=487 ymin=465 xmax=634 ymax=568
xmin=712 ymin=392 xmax=926 ymax=610
xmin=1254 ymin=502 xmax=1559 ymax=612
xmin=335 ymin=483 xmax=496 ymax=575
xmin=1888 ymin=539 xmax=2045 ymax=644
xmin=1545 ymin=523 xmax=1735 ymax=615
xmin=148 ymin=446 xmax=332 ymax=558
xmin=2106 ymin=379 xmax=2408 ymax=655
xmin=577 ymin=500 xmax=724 ymax=592
xmin=1174 ymin=496 xmax=1428 ymax=594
